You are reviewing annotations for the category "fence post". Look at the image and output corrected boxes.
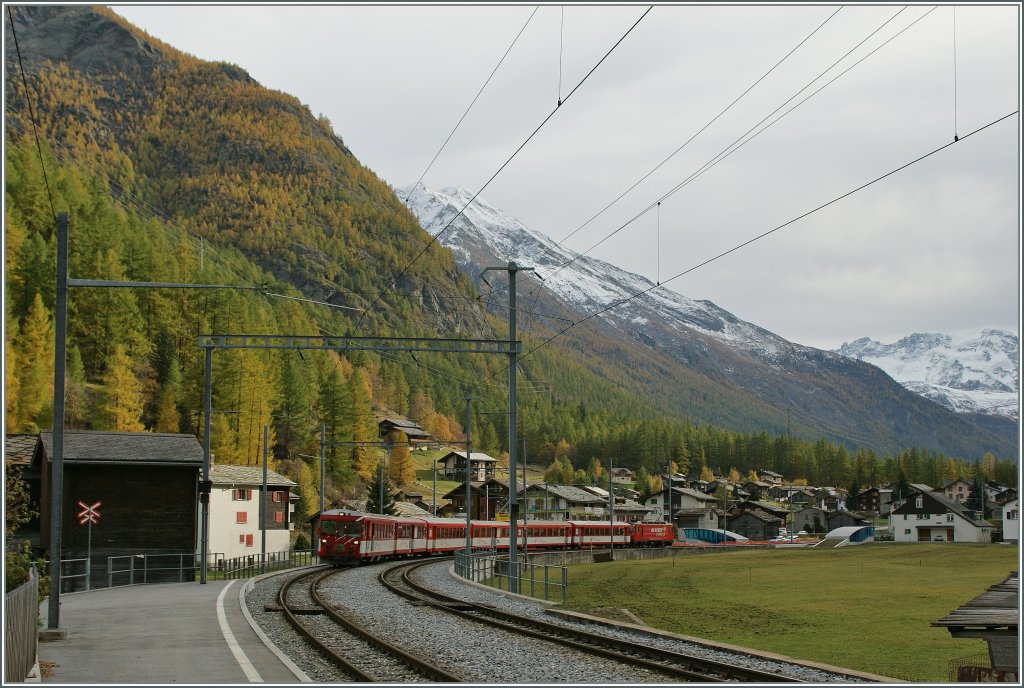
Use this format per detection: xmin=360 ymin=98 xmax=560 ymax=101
xmin=143 ymin=555 xmax=148 ymax=584
xmin=561 ymin=567 xmax=567 ymax=605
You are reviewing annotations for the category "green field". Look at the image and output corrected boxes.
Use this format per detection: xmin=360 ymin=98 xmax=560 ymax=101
xmin=563 ymin=543 xmax=1018 ymax=681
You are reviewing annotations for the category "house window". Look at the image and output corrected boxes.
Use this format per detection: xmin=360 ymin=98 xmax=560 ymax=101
xmin=233 ymin=488 xmax=253 ymax=501
xmin=904 ymin=529 xmax=911 ymax=534
xmin=915 ymin=496 xmax=923 ymax=509
xmin=239 ymin=534 xmax=245 ymax=543
xmin=1008 ymin=510 xmax=1018 ymax=520
xmin=245 ymin=534 xmax=254 ymax=547
xmin=236 ymin=512 xmax=247 ymax=524
xmin=274 ymin=512 xmax=284 ymax=524
xmin=272 ymin=491 xmax=283 ymax=503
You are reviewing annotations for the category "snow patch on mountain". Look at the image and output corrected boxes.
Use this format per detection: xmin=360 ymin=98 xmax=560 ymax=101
xmin=836 ymin=330 xmax=1020 ymax=419
xmin=398 ymin=182 xmax=809 ymax=363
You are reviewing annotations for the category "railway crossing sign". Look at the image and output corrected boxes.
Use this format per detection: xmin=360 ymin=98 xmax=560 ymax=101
xmin=77 ymin=500 xmax=101 ymax=525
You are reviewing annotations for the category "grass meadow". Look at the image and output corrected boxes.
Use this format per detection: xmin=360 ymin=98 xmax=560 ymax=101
xmin=562 ymin=543 xmax=1018 ymax=681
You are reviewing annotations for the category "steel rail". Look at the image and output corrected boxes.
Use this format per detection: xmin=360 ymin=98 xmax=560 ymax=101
xmin=382 ymin=559 xmax=806 ymax=683
xmin=308 ymin=568 xmax=465 ymax=683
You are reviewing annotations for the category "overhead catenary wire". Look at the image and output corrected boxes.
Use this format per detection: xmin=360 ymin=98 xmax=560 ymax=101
xmin=952 ymin=5 xmax=959 ymax=141
xmin=469 ymin=111 xmax=1018 ymax=396
xmin=525 ymin=5 xmax=844 ymax=281
xmin=540 ymin=5 xmax=930 ymax=289
xmin=357 ymin=5 xmax=653 ymax=331
xmin=402 ymin=6 xmax=539 ymax=204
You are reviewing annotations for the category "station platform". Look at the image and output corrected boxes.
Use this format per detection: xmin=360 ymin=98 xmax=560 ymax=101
xmin=35 ymin=577 xmax=308 ymax=684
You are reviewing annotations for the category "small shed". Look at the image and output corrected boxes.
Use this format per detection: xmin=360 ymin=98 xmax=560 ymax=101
xmin=377 ymin=414 xmax=432 ymax=446
xmin=932 ymin=571 xmax=1019 ymax=680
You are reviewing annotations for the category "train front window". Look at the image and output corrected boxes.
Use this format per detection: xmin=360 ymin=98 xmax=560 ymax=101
xmin=320 ymin=521 xmax=339 ymax=535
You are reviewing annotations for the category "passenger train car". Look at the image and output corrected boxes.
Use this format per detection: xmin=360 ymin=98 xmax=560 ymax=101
xmin=315 ymin=509 xmax=674 ymax=564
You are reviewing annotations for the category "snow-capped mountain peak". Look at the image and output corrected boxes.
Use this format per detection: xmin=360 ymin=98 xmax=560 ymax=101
xmin=836 ymin=329 xmax=1020 ymax=419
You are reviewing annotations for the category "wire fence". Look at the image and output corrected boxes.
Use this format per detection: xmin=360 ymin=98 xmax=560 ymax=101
xmin=455 ymin=549 xmax=568 ymax=604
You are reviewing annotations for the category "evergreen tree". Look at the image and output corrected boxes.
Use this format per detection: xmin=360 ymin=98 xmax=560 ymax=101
xmin=366 ymin=465 xmax=397 ymax=515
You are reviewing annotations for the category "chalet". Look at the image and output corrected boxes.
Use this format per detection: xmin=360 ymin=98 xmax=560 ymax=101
xmin=517 ymin=483 xmax=647 ymax=522
xmin=1002 ymin=498 xmax=1018 ymax=542
xmin=826 ymin=510 xmax=870 ymax=531
xmin=815 ymin=487 xmax=846 ymax=511
xmin=438 ymin=450 xmax=497 ymax=482
xmin=758 ymin=469 xmax=784 ymax=486
xmin=206 ymin=464 xmax=296 ymax=562
xmin=852 ymin=487 xmax=882 ymax=514
xmin=442 ymin=477 xmax=511 ymax=520
xmin=609 ymin=467 xmax=636 ymax=484
xmin=393 ymin=490 xmax=433 ymax=513
xmin=376 ymin=413 xmax=432 ymax=447
xmin=889 ymin=490 xmax=992 ymax=543
xmin=728 ymin=509 xmax=782 ymax=541
xmin=942 ymin=479 xmax=972 ymax=504
xmin=732 ymin=500 xmax=790 ymax=521
xmin=793 ymin=506 xmax=828 ymax=534
xmin=32 ymin=430 xmax=202 ymax=589
xmin=742 ymin=480 xmax=772 ymax=498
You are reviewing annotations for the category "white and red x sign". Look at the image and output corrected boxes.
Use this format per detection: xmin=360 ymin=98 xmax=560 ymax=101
xmin=77 ymin=500 xmax=101 ymax=525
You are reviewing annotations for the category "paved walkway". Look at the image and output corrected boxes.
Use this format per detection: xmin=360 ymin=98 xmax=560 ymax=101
xmin=37 ymin=577 xmax=307 ymax=683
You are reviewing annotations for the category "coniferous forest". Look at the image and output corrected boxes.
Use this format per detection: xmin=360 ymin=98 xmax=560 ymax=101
xmin=4 ymin=7 xmax=1015 ymax=522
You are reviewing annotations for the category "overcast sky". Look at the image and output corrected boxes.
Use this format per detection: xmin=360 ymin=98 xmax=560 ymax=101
xmin=110 ymin=3 xmax=1020 ymax=350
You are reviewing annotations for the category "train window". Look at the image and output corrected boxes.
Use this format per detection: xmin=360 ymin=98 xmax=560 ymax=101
xmin=320 ymin=521 xmax=339 ymax=535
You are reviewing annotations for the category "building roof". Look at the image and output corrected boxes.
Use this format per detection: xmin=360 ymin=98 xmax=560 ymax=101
xmin=441 ymin=450 xmax=497 ymax=464
xmin=209 ymin=464 xmax=296 ymax=487
xmin=376 ymin=414 xmax=432 ymax=439
xmin=5 ymin=434 xmax=36 ymax=465
xmin=895 ymin=490 xmax=992 ymax=528
xmin=932 ymin=572 xmax=1019 ymax=631
xmin=675 ymin=487 xmax=717 ymax=502
xmin=759 ymin=469 xmax=783 ymax=477
xmin=733 ymin=508 xmax=783 ymax=524
xmin=38 ymin=430 xmax=203 ymax=466
xmin=392 ymin=501 xmax=432 ymax=517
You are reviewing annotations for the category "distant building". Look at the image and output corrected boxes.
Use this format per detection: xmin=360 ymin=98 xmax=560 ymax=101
xmin=377 ymin=413 xmax=432 ymax=447
xmin=438 ymin=449 xmax=497 ymax=482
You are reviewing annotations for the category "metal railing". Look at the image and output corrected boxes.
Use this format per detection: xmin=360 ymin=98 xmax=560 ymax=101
xmin=107 ymin=553 xmax=214 ymax=587
xmin=4 ymin=565 xmax=39 ymax=683
xmin=58 ymin=557 xmax=90 ymax=592
xmin=217 ymin=549 xmax=316 ymax=579
xmin=455 ymin=549 xmax=567 ymax=605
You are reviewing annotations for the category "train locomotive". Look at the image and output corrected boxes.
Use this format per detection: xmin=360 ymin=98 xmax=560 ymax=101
xmin=314 ymin=509 xmax=675 ymax=564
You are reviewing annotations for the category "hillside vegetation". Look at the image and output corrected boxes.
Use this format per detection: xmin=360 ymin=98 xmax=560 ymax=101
xmin=3 ymin=7 xmax=1015 ymax=517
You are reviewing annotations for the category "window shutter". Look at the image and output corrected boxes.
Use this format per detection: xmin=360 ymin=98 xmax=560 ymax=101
xmin=245 ymin=534 xmax=253 ymax=547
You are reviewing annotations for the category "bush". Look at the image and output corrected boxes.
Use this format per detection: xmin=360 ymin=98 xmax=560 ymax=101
xmin=293 ymin=533 xmax=309 ymax=551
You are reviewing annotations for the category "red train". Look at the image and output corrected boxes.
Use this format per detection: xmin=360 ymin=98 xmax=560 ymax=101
xmin=315 ymin=509 xmax=675 ymax=564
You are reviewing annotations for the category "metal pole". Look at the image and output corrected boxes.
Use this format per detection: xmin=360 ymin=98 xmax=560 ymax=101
xmin=48 ymin=212 xmax=68 ymax=629
xmin=319 ymin=424 xmax=325 ymax=516
xmin=507 ymin=262 xmax=519 ymax=593
xmin=609 ymin=458 xmax=614 ymax=560
xmin=432 ymin=461 xmax=437 ymax=516
xmin=261 ymin=426 xmax=268 ymax=573
xmin=464 ymin=396 xmax=472 ymax=556
xmin=86 ymin=518 xmax=92 ymax=592
xmin=667 ymin=463 xmax=672 ymax=525
xmin=521 ymin=437 xmax=528 ymax=553
xmin=201 ymin=345 xmax=212 ymax=583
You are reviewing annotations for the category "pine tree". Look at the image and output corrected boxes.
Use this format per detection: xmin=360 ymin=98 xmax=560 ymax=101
xmin=366 ymin=465 xmax=396 ymax=515
xmin=98 ymin=345 xmax=145 ymax=431
xmin=346 ymin=369 xmax=377 ymax=480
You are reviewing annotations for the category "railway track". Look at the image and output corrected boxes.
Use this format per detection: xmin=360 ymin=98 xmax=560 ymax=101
xmin=380 ymin=559 xmax=805 ymax=683
xmin=277 ymin=566 xmax=464 ymax=683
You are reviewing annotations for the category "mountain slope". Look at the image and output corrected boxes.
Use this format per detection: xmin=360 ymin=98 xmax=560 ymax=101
xmin=399 ymin=183 xmax=1018 ymax=457
xmin=836 ymin=330 xmax=1019 ymax=419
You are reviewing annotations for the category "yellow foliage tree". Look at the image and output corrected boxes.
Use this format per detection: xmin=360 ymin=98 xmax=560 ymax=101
xmin=387 ymin=431 xmax=415 ymax=487
xmin=99 ymin=345 xmax=145 ymax=431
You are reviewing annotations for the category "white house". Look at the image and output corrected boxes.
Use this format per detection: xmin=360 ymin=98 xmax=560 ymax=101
xmin=1002 ymin=498 xmax=1018 ymax=542
xmin=205 ymin=464 xmax=297 ymax=561
xmin=889 ymin=489 xmax=992 ymax=543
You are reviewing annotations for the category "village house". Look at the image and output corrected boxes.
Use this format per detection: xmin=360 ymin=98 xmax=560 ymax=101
xmin=727 ymin=509 xmax=783 ymax=541
xmin=609 ymin=467 xmax=636 ymax=484
xmin=941 ymin=478 xmax=972 ymax=504
xmin=1002 ymin=498 xmax=1018 ymax=542
xmin=376 ymin=413 xmax=433 ymax=448
xmin=437 ymin=449 xmax=498 ymax=482
xmin=757 ymin=469 xmax=784 ymax=486
xmin=31 ymin=430 xmax=203 ymax=589
xmin=793 ymin=506 xmax=828 ymax=533
xmin=890 ymin=490 xmax=993 ymax=543
xmin=826 ymin=509 xmax=870 ymax=531
xmin=206 ymin=464 xmax=297 ymax=562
